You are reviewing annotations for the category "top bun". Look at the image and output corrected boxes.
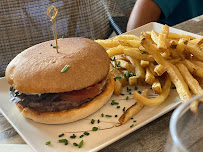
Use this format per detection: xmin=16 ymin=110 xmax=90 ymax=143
xmin=6 ymin=37 xmax=110 ymax=93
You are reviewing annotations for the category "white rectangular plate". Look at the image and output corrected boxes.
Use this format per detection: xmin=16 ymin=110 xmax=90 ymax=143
xmin=0 ymin=22 xmax=202 ymax=152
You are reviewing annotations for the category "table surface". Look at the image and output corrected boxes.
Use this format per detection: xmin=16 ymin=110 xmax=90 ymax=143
xmin=1 ymin=15 xmax=203 ymax=152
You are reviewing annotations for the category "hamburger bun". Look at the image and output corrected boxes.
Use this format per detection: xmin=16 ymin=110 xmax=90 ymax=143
xmin=6 ymin=37 xmax=110 ymax=93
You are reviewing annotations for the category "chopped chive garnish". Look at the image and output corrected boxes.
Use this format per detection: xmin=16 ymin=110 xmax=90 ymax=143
xmin=105 ymin=115 xmax=112 ymax=117
xmin=97 ymin=119 xmax=100 ymax=123
xmin=120 ymin=93 xmax=125 ymax=96
xmin=117 ymin=106 xmax=120 ymax=109
xmin=101 ymin=113 xmax=104 ymax=117
xmin=70 ymin=134 xmax=76 ymax=139
xmin=73 ymin=143 xmax=78 ymax=146
xmin=45 ymin=141 xmax=51 ymax=145
xmin=80 ymin=134 xmax=84 ymax=138
xmin=114 ymin=76 xmax=121 ymax=81
xmin=172 ymin=86 xmax=176 ymax=89
xmin=78 ymin=140 xmax=84 ymax=148
xmin=61 ymin=65 xmax=70 ymax=73
xmin=133 ymin=120 xmax=137 ymax=122
xmin=91 ymin=119 xmax=95 ymax=124
xmin=112 ymin=56 xmax=116 ymax=61
xmin=58 ymin=139 xmax=68 ymax=145
xmin=134 ymin=86 xmax=138 ymax=90
xmin=123 ymin=107 xmax=126 ymax=112
xmin=92 ymin=127 xmax=98 ymax=131
xmin=111 ymin=100 xmax=119 ymax=105
xmin=58 ymin=133 xmax=64 ymax=137
xmin=150 ymin=87 xmax=152 ymax=89
xmin=117 ymin=61 xmax=121 ymax=67
xmin=59 ymin=139 xmax=66 ymax=143
xmin=53 ymin=45 xmax=57 ymax=48
xmin=84 ymin=132 xmax=90 ymax=136
xmin=130 ymin=124 xmax=134 ymax=128
xmin=64 ymin=140 xmax=68 ymax=145
xmin=127 ymin=87 xmax=132 ymax=92
xmin=138 ymin=91 xmax=141 ymax=94
xmin=125 ymin=72 xmax=130 ymax=78
xmin=131 ymin=117 xmax=134 ymax=119
xmin=129 ymin=92 xmax=132 ymax=95
xmin=115 ymin=115 xmax=118 ymax=117
xmin=126 ymin=96 xmax=129 ymax=100
xmin=50 ymin=44 xmax=53 ymax=46
xmin=141 ymin=51 xmax=147 ymax=54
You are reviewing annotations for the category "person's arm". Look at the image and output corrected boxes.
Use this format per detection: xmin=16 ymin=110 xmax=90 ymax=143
xmin=126 ymin=0 xmax=161 ymax=31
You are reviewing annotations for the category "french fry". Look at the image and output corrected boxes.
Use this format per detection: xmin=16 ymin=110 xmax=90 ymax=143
xmin=176 ymin=63 xmax=203 ymax=114
xmin=140 ymin=60 xmax=149 ymax=67
xmin=191 ymin=60 xmax=203 ymax=67
xmin=119 ymin=89 xmax=147 ymax=124
xmin=113 ymin=54 xmax=126 ymax=61
xmin=169 ymin=40 xmax=178 ymax=49
xmin=152 ymin=79 xmax=162 ymax=94
xmin=124 ymin=48 xmax=155 ymax=61
xmin=107 ymin=45 xmax=125 ymax=57
xmin=176 ymin=63 xmax=203 ymax=95
xmin=182 ymin=60 xmax=203 ymax=78
xmin=160 ymin=49 xmax=171 ymax=59
xmin=154 ymin=64 xmax=165 ymax=76
xmin=148 ymin=62 xmax=157 ymax=76
xmin=161 ymin=24 xmax=169 ymax=35
xmin=168 ymin=58 xmax=181 ymax=64
xmin=196 ymin=77 xmax=203 ymax=85
xmin=134 ymin=74 xmax=171 ymax=107
xmin=129 ymin=76 xmax=138 ymax=86
xmin=126 ymin=56 xmax=145 ymax=79
xmin=138 ymin=46 xmax=146 ymax=52
xmin=170 ymin=48 xmax=180 ymax=58
xmin=189 ymin=37 xmax=203 ymax=45
xmin=110 ymin=64 xmax=128 ymax=87
xmin=141 ymin=36 xmax=192 ymax=101
xmin=114 ymin=79 xmax=122 ymax=96
xmin=176 ymin=38 xmax=187 ymax=56
xmin=145 ymin=67 xmax=155 ymax=85
xmin=185 ymin=42 xmax=203 ymax=62
xmin=95 ymin=39 xmax=119 ymax=48
xmin=118 ymin=40 xmax=141 ymax=48
xmin=114 ymin=35 xmax=140 ymax=40
xmin=151 ymin=30 xmax=159 ymax=44
xmin=157 ymin=25 xmax=169 ymax=49
xmin=116 ymin=59 xmax=135 ymax=73
xmin=168 ymin=33 xmax=195 ymax=39
xmin=190 ymin=100 xmax=199 ymax=115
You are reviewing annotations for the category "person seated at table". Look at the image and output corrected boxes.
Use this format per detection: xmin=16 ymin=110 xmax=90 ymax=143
xmin=127 ymin=0 xmax=203 ymax=31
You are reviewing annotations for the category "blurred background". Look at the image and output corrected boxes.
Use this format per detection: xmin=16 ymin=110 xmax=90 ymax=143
xmin=0 ymin=0 xmax=136 ymax=77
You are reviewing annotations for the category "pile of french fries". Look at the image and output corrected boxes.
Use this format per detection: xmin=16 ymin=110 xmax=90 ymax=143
xmin=95 ymin=25 xmax=203 ymax=125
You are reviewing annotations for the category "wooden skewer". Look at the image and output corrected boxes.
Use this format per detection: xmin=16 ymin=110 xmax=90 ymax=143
xmin=47 ymin=5 xmax=59 ymax=53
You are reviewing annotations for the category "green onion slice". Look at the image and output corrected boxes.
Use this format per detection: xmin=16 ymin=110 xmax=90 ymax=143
xmin=61 ymin=65 xmax=70 ymax=73
xmin=45 ymin=141 xmax=51 ymax=145
xmin=78 ymin=140 xmax=84 ymax=148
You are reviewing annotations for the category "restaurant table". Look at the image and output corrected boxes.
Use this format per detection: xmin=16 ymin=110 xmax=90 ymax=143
xmin=1 ymin=14 xmax=203 ymax=152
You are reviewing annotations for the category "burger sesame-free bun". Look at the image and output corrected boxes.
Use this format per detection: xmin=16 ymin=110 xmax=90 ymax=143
xmin=15 ymin=73 xmax=114 ymax=124
xmin=6 ymin=37 xmax=110 ymax=93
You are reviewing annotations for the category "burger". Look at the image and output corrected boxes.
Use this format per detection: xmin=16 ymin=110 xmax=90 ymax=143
xmin=5 ymin=37 xmax=114 ymax=124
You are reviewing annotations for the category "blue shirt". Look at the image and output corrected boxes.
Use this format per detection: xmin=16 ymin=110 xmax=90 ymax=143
xmin=153 ymin=0 xmax=203 ymax=26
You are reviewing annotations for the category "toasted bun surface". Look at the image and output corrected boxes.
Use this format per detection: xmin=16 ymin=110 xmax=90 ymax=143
xmin=15 ymin=74 xmax=114 ymax=124
xmin=6 ymin=37 xmax=109 ymax=93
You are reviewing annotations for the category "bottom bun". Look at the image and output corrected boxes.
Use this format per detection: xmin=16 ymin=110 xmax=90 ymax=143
xmin=16 ymin=73 xmax=115 ymax=124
